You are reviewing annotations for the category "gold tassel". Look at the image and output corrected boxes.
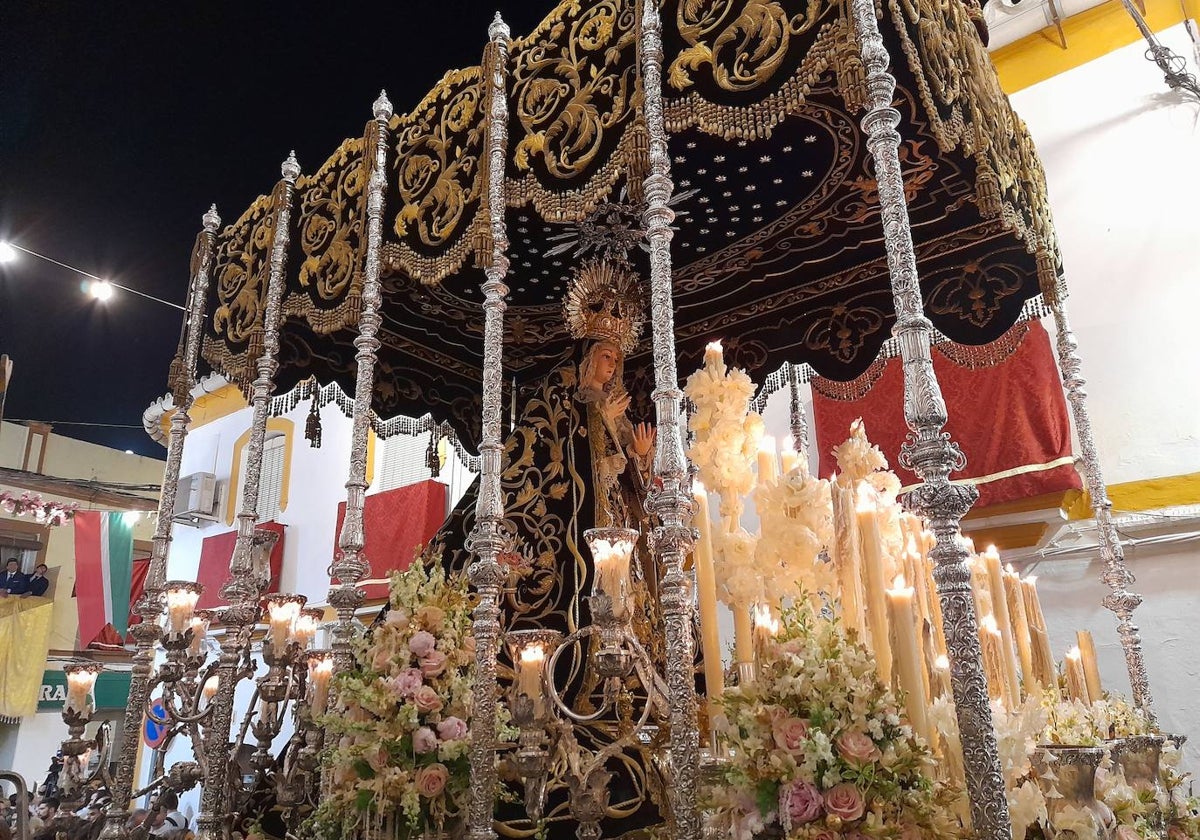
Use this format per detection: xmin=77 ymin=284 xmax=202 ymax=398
xmin=305 ymin=387 xmax=323 ymax=448
xmin=975 ymin=161 xmax=1002 ymax=218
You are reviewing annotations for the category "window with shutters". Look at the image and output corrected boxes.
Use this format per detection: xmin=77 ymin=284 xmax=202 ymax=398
xmin=374 ymin=434 xmax=432 ymax=493
xmin=228 ymin=422 xmax=292 ymax=524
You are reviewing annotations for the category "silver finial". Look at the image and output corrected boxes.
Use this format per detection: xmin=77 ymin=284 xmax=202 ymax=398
xmin=372 ymin=90 xmax=393 ymax=120
xmin=281 ymin=150 xmax=301 ymax=180
xmin=202 ymin=204 xmax=221 ymax=232
xmin=488 ymin=11 xmax=509 ymax=41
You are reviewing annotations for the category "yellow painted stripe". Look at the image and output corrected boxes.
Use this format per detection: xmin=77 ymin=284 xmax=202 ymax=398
xmin=1065 ymin=471 xmax=1200 ymax=519
xmin=991 ymin=0 xmax=1191 ymax=93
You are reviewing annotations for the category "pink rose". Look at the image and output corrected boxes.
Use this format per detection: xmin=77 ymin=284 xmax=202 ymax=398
xmin=835 ymin=731 xmax=881 ymax=764
xmin=414 ymin=763 xmax=449 ymax=798
xmin=363 ymin=742 xmax=389 ymax=774
xmin=413 ymin=726 xmax=438 ymax=754
xmin=824 ymin=784 xmax=865 ymax=823
xmin=772 ymin=717 xmax=811 ymax=753
xmin=388 ymin=668 xmax=424 ymax=698
xmin=782 ymin=780 xmax=824 ymax=826
xmin=437 ymin=716 xmax=468 ymax=742
xmin=809 ymin=830 xmax=841 ymax=840
xmin=385 ymin=608 xmax=410 ymax=628
xmin=420 ymin=650 xmax=448 ymax=677
xmin=408 ymin=630 xmax=437 ymax=657
xmin=413 ymin=685 xmax=444 ymax=714
xmin=372 ymin=648 xmax=392 ymax=671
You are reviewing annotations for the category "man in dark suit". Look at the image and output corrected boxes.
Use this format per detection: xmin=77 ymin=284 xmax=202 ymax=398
xmin=1 ymin=558 xmax=28 ymax=595
xmin=26 ymin=563 xmax=50 ymax=597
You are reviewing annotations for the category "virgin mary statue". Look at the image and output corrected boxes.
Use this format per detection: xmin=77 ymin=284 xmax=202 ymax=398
xmin=436 ymin=258 xmax=667 ymax=839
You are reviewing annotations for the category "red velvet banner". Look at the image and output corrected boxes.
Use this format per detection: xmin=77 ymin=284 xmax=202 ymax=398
xmin=127 ymin=558 xmax=149 ymax=629
xmin=333 ymin=480 xmax=448 ymax=599
xmin=196 ymin=521 xmax=286 ymax=609
xmin=811 ymin=322 xmax=1080 ymax=509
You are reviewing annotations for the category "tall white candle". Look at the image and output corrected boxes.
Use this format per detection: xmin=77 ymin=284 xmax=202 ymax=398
xmin=309 ymin=657 xmax=333 ymax=715
xmin=692 ymin=483 xmax=725 ymax=702
xmin=856 ymin=486 xmax=893 ymax=685
xmin=592 ymin=538 xmax=633 ymax=621
xmin=887 ymin=579 xmax=931 ymax=745
xmin=517 ymin=644 xmax=547 ymax=718
xmin=1076 ymin=630 xmax=1103 ymax=702
xmin=983 ymin=546 xmax=1022 ymax=705
xmin=757 ymin=436 xmax=778 ymax=487
xmin=830 ymin=481 xmax=865 ymax=637
xmin=1064 ymin=647 xmax=1091 ymax=704
xmin=780 ymin=436 xmax=801 ymax=475
xmin=734 ymin=603 xmax=754 ymax=674
xmin=1003 ymin=565 xmax=1035 ymax=694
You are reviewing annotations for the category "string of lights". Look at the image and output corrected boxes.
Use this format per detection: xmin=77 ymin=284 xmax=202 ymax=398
xmin=0 ymin=241 xmax=185 ymax=311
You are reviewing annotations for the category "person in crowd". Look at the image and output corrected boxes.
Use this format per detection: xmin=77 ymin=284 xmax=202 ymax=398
xmin=1 ymin=558 xmax=27 ymax=595
xmin=25 ymin=564 xmax=50 ymax=597
xmin=125 ymin=810 xmax=147 ymax=830
xmin=150 ymin=792 xmax=186 ymax=837
xmin=35 ymin=798 xmax=59 ymax=828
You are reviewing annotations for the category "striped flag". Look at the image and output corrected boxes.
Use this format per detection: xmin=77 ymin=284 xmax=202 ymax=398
xmin=74 ymin=511 xmax=135 ymax=649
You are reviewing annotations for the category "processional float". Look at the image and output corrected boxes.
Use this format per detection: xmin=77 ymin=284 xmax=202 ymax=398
xmin=70 ymin=1 xmax=1161 ymax=839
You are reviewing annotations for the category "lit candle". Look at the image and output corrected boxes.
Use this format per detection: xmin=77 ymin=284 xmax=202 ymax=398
xmin=1064 ymin=646 xmax=1091 ymax=704
xmin=733 ymin=603 xmax=754 ymax=677
xmin=64 ymin=666 xmax=100 ymax=717
xmin=266 ymin=597 xmax=303 ymax=652
xmin=704 ymin=340 xmax=725 ymax=374
xmin=188 ymin=611 xmax=212 ymax=657
xmin=978 ymin=616 xmax=1008 ymax=706
xmin=933 ymin=654 xmax=952 ymax=699
xmin=983 ymin=546 xmax=1022 ymax=705
xmin=590 ymin=536 xmax=633 ymax=621
xmin=856 ymin=485 xmax=893 ymax=685
xmin=752 ymin=603 xmax=779 ymax=661
xmin=692 ymin=483 xmax=725 ymax=702
xmin=292 ymin=609 xmax=323 ymax=650
xmin=1022 ymin=576 xmax=1058 ymax=691
xmin=308 ymin=655 xmax=333 ymax=715
xmin=757 ymin=436 xmax=778 ymax=487
xmin=164 ymin=582 xmax=201 ymax=636
xmin=780 ymin=436 xmax=801 ymax=475
xmin=202 ymin=675 xmax=219 ymax=701
xmin=1003 ymin=566 xmax=1035 ymax=694
xmin=517 ymin=644 xmax=547 ymax=718
xmin=887 ymin=578 xmax=931 ymax=745
xmin=830 ymin=481 xmax=865 ymax=637
xmin=1076 ymin=630 xmax=1103 ymax=702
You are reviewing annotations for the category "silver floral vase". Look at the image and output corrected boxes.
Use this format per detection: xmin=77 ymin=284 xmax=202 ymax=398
xmin=1035 ymin=745 xmax=1115 ymax=840
xmin=1111 ymin=735 xmax=1166 ymax=833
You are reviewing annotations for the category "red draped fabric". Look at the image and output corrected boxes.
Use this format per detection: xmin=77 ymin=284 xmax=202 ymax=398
xmin=333 ymin=480 xmax=448 ymax=599
xmin=811 ymin=321 xmax=1080 ymax=508
xmin=196 ymin=521 xmax=286 ymax=609
xmin=126 ymin=558 xmax=150 ymax=629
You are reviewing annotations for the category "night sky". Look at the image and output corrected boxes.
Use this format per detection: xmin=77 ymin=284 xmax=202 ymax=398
xmin=0 ymin=1 xmax=551 ymax=457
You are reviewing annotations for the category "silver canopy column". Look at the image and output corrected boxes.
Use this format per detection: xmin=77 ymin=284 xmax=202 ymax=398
xmin=101 ymin=205 xmax=220 ymax=840
xmin=636 ymin=0 xmax=702 ymax=838
xmin=328 ymin=91 xmax=394 ymax=675
xmin=466 ymin=14 xmax=511 ymax=840
xmin=194 ymin=152 xmax=300 ymax=840
xmin=846 ymin=3 xmax=1013 ymax=840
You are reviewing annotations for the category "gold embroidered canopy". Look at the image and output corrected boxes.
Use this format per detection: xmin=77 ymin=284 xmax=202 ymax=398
xmin=200 ymin=0 xmax=1060 ymax=452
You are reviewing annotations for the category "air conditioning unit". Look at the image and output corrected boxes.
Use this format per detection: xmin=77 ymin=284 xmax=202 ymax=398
xmin=173 ymin=472 xmax=218 ymax=525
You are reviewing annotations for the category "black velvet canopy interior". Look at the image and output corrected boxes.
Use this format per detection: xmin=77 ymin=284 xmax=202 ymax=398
xmin=201 ymin=0 xmax=1060 ymax=453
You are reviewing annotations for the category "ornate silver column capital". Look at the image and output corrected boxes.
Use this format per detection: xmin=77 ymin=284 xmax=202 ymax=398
xmin=202 ymin=204 xmax=221 ymax=233
xmin=848 ymin=1 xmax=1012 ymax=838
xmin=1050 ymin=300 xmax=1154 ymax=715
xmin=372 ymin=89 xmax=392 ymax=120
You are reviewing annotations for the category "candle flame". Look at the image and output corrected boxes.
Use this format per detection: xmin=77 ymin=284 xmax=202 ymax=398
xmin=1025 ymin=575 xmax=1038 ymax=586
xmin=1065 ymin=646 xmax=1082 ymax=661
xmin=693 ymin=478 xmax=707 ymax=496
xmin=311 ymin=658 xmax=334 ymax=677
xmin=705 ymin=340 xmax=723 ymax=354
xmin=892 ymin=574 xmax=907 ymax=590
xmin=854 ymin=483 xmax=876 ymax=513
xmin=781 ymin=435 xmax=795 ymax=453
xmin=1005 ymin=563 xmax=1016 ymax=574
xmin=758 ymin=434 xmax=776 ymax=454
xmin=985 ymin=544 xmax=1000 ymax=558
xmin=980 ymin=614 xmax=999 ymax=633
xmin=752 ymin=604 xmax=779 ymax=635
xmin=520 ymin=644 xmax=546 ymax=664
xmin=935 ymin=655 xmax=950 ymax=670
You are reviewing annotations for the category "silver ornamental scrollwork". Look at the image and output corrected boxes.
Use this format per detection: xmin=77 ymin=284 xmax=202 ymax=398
xmin=466 ymin=14 xmax=511 ymax=840
xmin=328 ymin=91 xmax=395 ymax=675
xmin=847 ymin=0 xmax=1013 ymax=837
xmin=1051 ymin=301 xmax=1154 ymax=715
xmin=194 ymin=153 xmax=299 ymax=840
xmin=99 ymin=205 xmax=220 ymax=840
xmin=637 ymin=0 xmax=702 ymax=838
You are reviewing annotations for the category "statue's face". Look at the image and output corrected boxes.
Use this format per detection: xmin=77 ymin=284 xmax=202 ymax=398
xmin=591 ymin=343 xmax=620 ymax=385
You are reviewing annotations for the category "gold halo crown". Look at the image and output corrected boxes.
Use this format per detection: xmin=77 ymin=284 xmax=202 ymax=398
xmin=562 ymin=259 xmax=643 ymax=354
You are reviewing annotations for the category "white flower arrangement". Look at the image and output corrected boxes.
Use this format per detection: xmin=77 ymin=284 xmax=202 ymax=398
xmin=753 ymin=466 xmax=834 ymax=604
